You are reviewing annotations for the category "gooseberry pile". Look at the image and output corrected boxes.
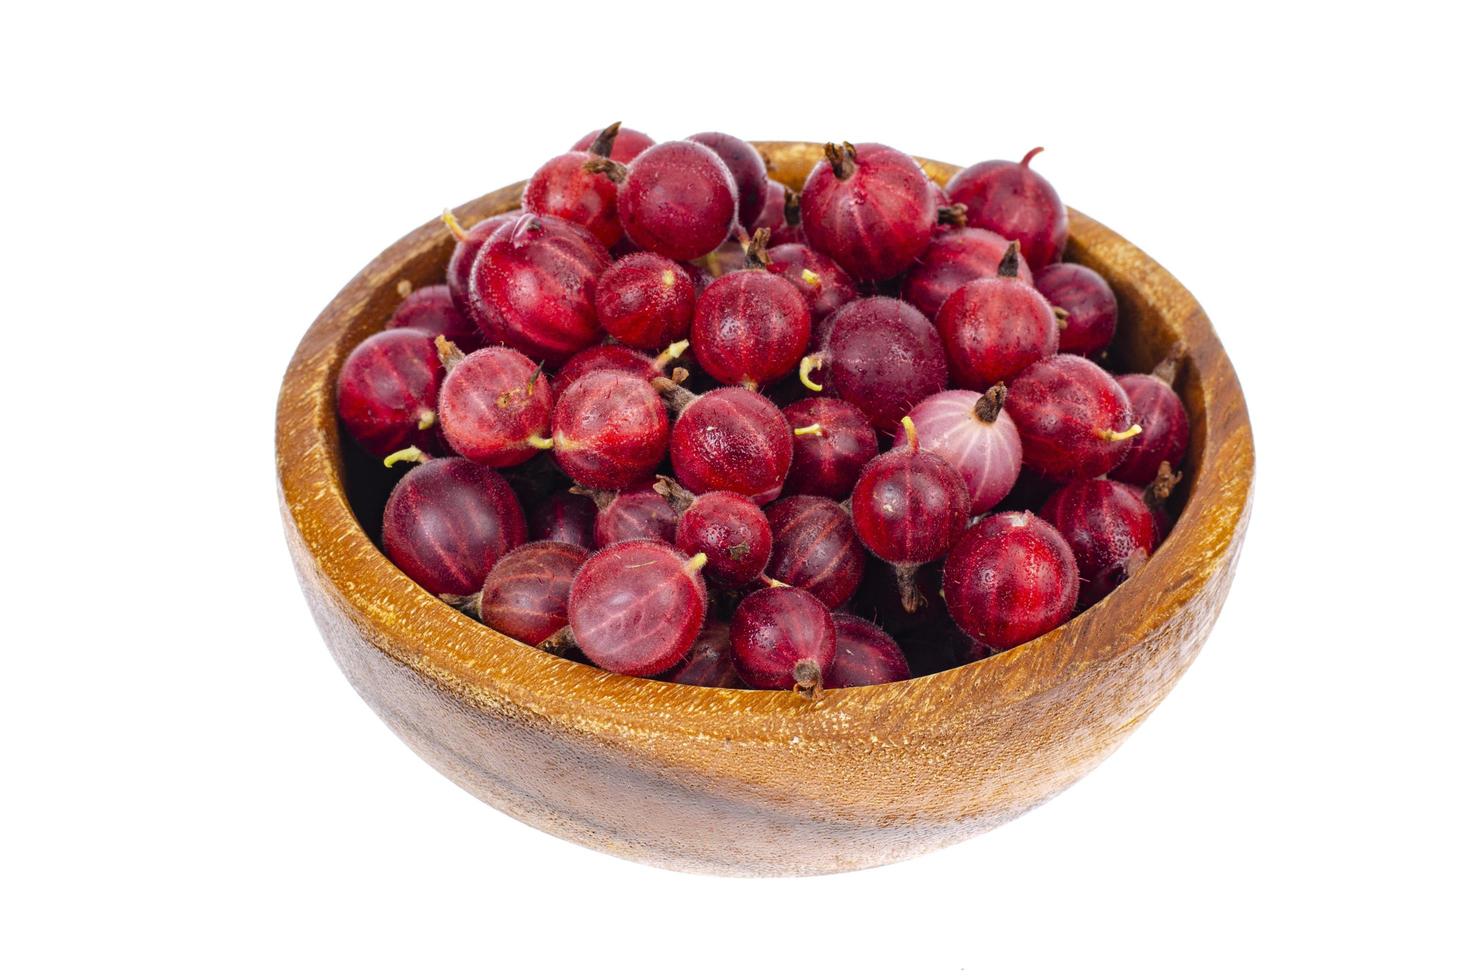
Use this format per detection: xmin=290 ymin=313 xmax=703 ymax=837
xmin=336 ymin=126 xmax=1192 ymax=696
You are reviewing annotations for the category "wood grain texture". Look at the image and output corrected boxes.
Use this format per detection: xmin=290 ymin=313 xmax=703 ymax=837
xmin=276 ymin=141 xmax=1254 ymax=876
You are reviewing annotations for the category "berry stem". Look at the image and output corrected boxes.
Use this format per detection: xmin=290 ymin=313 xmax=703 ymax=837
xmin=1152 ymin=341 xmax=1190 ymax=386
xmin=418 ymin=409 xmax=437 ymax=430
xmin=800 ymin=268 xmax=823 ymax=287
xmin=434 ymin=335 xmax=466 ymax=371
xmin=783 ymin=187 xmax=802 ymax=228
xmin=438 ymin=591 xmax=483 ymax=618
xmin=684 ymin=552 xmax=710 ymax=575
xmin=792 ymin=658 xmax=823 ymax=699
xmin=894 ymin=562 xmax=925 ymax=613
xmin=588 ymin=121 xmax=622 ymax=158
xmin=1020 ymin=147 xmax=1045 ymax=169
xmin=527 ymin=434 xmax=555 ymax=450
xmin=996 ymin=240 xmax=1020 ymax=278
xmin=650 ymin=372 xmax=697 ymax=413
xmin=539 ymin=624 xmax=577 ymax=655
xmin=798 ymin=353 xmax=825 ymax=392
xmin=383 ymin=447 xmax=430 ymax=468
xmin=743 ymin=226 xmax=772 ymax=268
xmin=1145 ymin=461 xmax=1183 ymax=503
xmin=824 ymin=142 xmax=857 ymax=180
xmin=972 ymin=384 xmax=1008 ymax=423
xmin=1099 ymin=423 xmax=1143 ymax=443
xmin=792 ymin=423 xmax=824 ymax=438
xmin=900 ymin=416 xmax=919 ymax=452
xmin=653 ymin=339 xmax=690 ymax=373
xmin=569 ymin=485 xmax=616 ymax=509
xmin=1051 ymin=306 xmax=1070 ymax=331
xmin=441 ymin=210 xmax=467 ymax=242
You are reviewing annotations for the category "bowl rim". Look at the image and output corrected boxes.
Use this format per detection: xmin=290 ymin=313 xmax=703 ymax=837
xmin=276 ymin=141 xmax=1254 ymax=746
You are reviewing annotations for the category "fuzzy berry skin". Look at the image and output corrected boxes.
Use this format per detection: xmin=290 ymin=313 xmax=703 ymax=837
xmin=529 ymin=493 xmax=597 ymax=550
xmin=943 ymin=512 xmax=1079 ymax=650
xmin=551 ymin=370 xmax=670 ymax=491
xmin=900 ymin=227 xmax=1033 ymax=321
xmin=615 ymin=141 xmax=738 ymax=261
xmin=593 ymin=488 xmax=678 ymax=547
xmin=691 ymin=269 xmax=810 ymax=387
xmin=336 ymin=328 xmax=445 ymax=457
xmin=1010 ymin=355 xmax=1139 ymax=480
xmin=850 ymin=424 xmax=971 ymax=608
xmin=437 ymin=346 xmax=553 ymax=468
xmin=595 ymin=252 xmax=695 ymax=350
xmin=808 ymin=297 xmax=948 ymax=431
xmin=468 ymin=213 xmax=610 ymax=365
xmin=1111 ymin=372 xmax=1190 ymax=485
xmin=522 ymin=151 xmax=623 ymax=247
xmin=732 ymin=586 xmax=837 ymax=690
xmin=687 ymin=131 xmax=769 ymax=229
xmin=827 ymin=614 xmax=911 ymax=687
xmin=479 ymin=541 xmax=586 ymax=646
xmin=567 ymin=540 xmax=708 ymax=676
xmin=446 ymin=213 xmax=518 ymax=322
xmin=1035 ymin=263 xmax=1117 ymax=356
xmin=750 ymin=179 xmax=806 ymax=246
xmin=800 ymin=142 xmax=935 ymax=281
xmin=571 ymin=126 xmax=654 ymax=164
xmin=782 ymin=397 xmax=878 ymax=500
xmin=1040 ymin=478 xmax=1159 ymax=603
xmin=945 ymin=148 xmax=1068 ymax=272
xmin=382 ymin=458 xmax=528 ymax=597
xmin=765 ymin=243 xmax=857 ymax=325
xmin=764 ymin=495 xmax=866 ymax=608
xmin=670 ymin=387 xmax=793 ymax=503
xmin=936 ymin=262 xmax=1059 ymax=389
xmin=676 ymin=491 xmax=773 ymax=588
xmin=551 ymin=343 xmax=677 ymax=400
xmin=899 ymin=389 xmax=1022 ymax=516
xmin=389 ymin=284 xmax=485 ymax=352
xmin=663 ymin=621 xmax=742 ymax=688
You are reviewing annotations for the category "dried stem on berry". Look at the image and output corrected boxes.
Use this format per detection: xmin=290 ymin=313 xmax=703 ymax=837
xmin=996 ymin=240 xmax=1020 ymax=278
xmin=434 ymin=335 xmax=465 ymax=371
xmin=652 ymin=475 xmax=696 ymax=512
xmin=792 ymin=658 xmax=823 ymax=699
xmin=588 ymin=121 xmax=622 ymax=158
xmin=973 ymin=383 xmax=1008 ymax=423
xmin=824 ymin=142 xmax=857 ymax=180
xmin=1145 ymin=460 xmax=1183 ymax=502
xmin=743 ymin=226 xmax=772 ymax=268
xmin=650 ymin=371 xmax=698 ymax=413
xmin=582 ymin=157 xmax=629 ymax=182
xmin=539 ymin=624 xmax=577 ymax=654
xmin=938 ymin=203 xmax=968 ymax=227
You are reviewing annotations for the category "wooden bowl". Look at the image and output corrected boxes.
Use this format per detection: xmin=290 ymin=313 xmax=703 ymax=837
xmin=276 ymin=141 xmax=1254 ymax=876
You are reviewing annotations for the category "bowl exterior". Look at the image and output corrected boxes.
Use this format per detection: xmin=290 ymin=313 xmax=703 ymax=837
xmin=277 ymin=143 xmax=1253 ymax=876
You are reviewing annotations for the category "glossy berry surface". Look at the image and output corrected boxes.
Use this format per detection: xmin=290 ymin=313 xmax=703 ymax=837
xmin=437 ymin=346 xmax=552 ymax=467
xmin=595 ymin=252 xmax=695 ymax=350
xmin=529 ymin=493 xmax=597 ymax=550
xmin=936 ymin=244 xmax=1058 ymax=389
xmin=765 ymin=243 xmax=857 ymax=324
xmin=522 ymin=150 xmax=623 ymax=247
xmin=1035 ymin=262 xmax=1118 ymax=356
xmin=567 ymin=540 xmax=708 ymax=676
xmin=945 ymin=148 xmax=1068 ymax=272
xmin=669 ymin=386 xmax=792 ymax=503
xmin=593 ymin=488 xmax=678 ymax=547
xmin=731 ymin=586 xmax=837 ymax=692
xmin=445 ymin=212 xmax=518 ymax=322
xmin=613 ymin=141 xmax=738 ymax=261
xmin=551 ymin=370 xmax=670 ymax=490
xmin=800 ymin=141 xmax=935 ymax=281
xmin=782 ymin=397 xmax=878 ymax=500
xmin=1010 ymin=354 xmax=1140 ymax=480
xmin=850 ymin=418 xmax=970 ymax=610
xmin=571 ymin=125 xmax=654 ymax=163
xmin=382 ymin=458 xmax=527 ymax=597
xmin=550 ymin=342 xmax=685 ymax=400
xmin=1041 ymin=478 xmax=1159 ymax=603
xmin=1112 ymin=351 xmax=1190 ymax=485
xmin=468 ymin=213 xmax=610 ymax=364
xmin=663 ymin=621 xmax=741 ymax=688
xmin=687 ymin=131 xmax=769 ymax=228
xmin=901 ymin=386 xmax=1022 ymax=515
xmin=943 ymin=511 xmax=1078 ymax=650
xmin=389 ymin=284 xmax=484 ymax=352
xmin=764 ymin=495 xmax=866 ymax=608
xmin=900 ymin=226 xmax=1032 ymax=321
xmin=691 ymin=269 xmax=810 ymax=387
xmin=803 ymin=297 xmax=947 ymax=431
xmin=674 ymin=490 xmax=772 ymax=588
xmin=336 ymin=328 xmax=445 ymax=457
xmin=479 ymin=541 xmax=586 ymax=646
xmin=827 ymin=614 xmax=911 ymax=687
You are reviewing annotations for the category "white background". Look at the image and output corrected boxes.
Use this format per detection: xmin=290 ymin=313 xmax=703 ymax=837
xmin=2 ymin=3 xmax=1476 ymax=977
